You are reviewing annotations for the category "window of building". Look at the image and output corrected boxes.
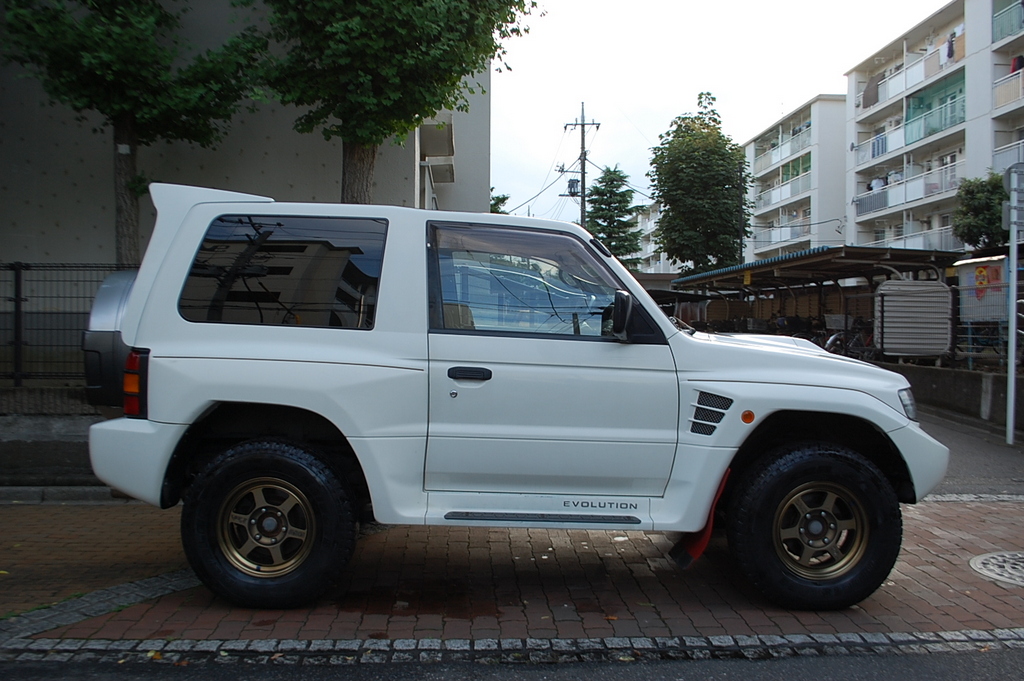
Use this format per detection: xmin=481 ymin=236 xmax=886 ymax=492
xmin=179 ymin=215 xmax=387 ymax=329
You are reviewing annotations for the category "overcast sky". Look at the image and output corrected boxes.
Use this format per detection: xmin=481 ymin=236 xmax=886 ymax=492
xmin=489 ymin=0 xmax=952 ymax=222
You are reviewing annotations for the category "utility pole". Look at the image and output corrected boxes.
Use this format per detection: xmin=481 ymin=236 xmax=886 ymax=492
xmin=564 ymin=102 xmax=600 ymax=227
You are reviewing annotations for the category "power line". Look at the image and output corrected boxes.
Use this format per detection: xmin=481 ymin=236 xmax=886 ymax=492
xmin=509 ymin=160 xmax=579 ymax=213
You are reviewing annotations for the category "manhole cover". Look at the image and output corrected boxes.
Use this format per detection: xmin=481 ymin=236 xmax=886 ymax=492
xmin=969 ymin=552 xmax=1024 ymax=587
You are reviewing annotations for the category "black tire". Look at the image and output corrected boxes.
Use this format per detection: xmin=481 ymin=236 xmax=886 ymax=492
xmin=181 ymin=440 xmax=355 ymax=609
xmin=727 ymin=443 xmax=902 ymax=610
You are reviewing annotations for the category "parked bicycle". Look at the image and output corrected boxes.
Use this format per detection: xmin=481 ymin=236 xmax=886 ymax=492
xmin=825 ymin=317 xmax=877 ymax=360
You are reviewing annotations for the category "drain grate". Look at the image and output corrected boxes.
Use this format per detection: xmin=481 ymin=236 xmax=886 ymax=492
xmin=969 ymin=551 xmax=1024 ymax=587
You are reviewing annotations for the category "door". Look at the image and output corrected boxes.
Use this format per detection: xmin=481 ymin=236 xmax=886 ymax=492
xmin=424 ymin=222 xmax=679 ymax=497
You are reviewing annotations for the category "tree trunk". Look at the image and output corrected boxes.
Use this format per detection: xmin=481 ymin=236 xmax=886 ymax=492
xmin=113 ymin=115 xmax=141 ymax=265
xmin=341 ymin=141 xmax=378 ymax=204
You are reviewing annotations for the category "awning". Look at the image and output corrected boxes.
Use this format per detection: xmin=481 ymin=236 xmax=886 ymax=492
xmin=671 ymin=245 xmax=962 ymax=292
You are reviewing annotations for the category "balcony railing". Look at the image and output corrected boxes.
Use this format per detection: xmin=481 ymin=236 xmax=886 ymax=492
xmin=995 ymin=70 xmax=1024 ymax=109
xmin=752 ymin=127 xmax=812 ymax=175
xmin=856 ymin=66 xmax=909 ymax=113
xmin=755 ymin=173 xmax=811 ymax=211
xmin=855 ymin=125 xmax=905 ymax=166
xmin=854 ymin=161 xmax=964 ymax=218
xmin=995 ymin=3 xmax=1024 ymax=43
xmin=994 ymin=139 xmax=1024 ymax=175
xmin=855 ymin=43 xmax=964 ymax=115
xmin=859 ymin=226 xmax=963 ymax=251
xmin=904 ymin=97 xmax=965 ymax=145
xmin=753 ymin=220 xmax=812 ymax=250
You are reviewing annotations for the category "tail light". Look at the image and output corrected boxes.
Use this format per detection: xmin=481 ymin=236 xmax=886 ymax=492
xmin=123 ymin=348 xmax=149 ymax=418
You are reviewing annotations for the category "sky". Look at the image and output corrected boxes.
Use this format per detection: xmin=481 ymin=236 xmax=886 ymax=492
xmin=489 ymin=0 xmax=953 ymax=222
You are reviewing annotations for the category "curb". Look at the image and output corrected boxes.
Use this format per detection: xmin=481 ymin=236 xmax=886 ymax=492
xmin=4 ymin=631 xmax=1024 ymax=665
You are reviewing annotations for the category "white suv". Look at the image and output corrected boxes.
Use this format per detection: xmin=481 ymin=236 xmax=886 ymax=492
xmin=84 ymin=184 xmax=948 ymax=611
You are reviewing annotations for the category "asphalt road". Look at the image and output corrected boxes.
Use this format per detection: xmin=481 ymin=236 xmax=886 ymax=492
xmin=917 ymin=407 xmax=1024 ymax=495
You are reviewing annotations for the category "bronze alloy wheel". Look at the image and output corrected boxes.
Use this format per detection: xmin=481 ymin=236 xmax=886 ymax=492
xmin=217 ymin=477 xmax=316 ymax=578
xmin=772 ymin=481 xmax=869 ymax=580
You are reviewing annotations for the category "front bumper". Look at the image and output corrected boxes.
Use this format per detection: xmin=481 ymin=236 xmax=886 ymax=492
xmin=889 ymin=421 xmax=949 ymax=501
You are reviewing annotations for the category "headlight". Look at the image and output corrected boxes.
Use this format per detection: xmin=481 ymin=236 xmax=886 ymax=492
xmin=898 ymin=388 xmax=917 ymax=421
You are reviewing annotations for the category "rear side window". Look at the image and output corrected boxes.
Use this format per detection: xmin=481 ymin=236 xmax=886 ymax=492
xmin=179 ymin=215 xmax=387 ymax=329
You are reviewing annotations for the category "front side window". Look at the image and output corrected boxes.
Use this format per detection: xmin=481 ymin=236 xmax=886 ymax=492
xmin=430 ymin=223 xmax=621 ymax=338
xmin=179 ymin=215 xmax=387 ymax=329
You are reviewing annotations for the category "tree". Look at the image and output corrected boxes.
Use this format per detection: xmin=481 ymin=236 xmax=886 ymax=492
xmin=259 ymin=0 xmax=535 ymax=204
xmin=490 ymin=188 xmax=510 ymax=214
xmin=953 ymin=172 xmax=1008 ymax=249
xmin=586 ymin=166 xmax=641 ymax=267
xmin=648 ymin=92 xmax=750 ymax=276
xmin=3 ymin=1 xmax=264 ymax=265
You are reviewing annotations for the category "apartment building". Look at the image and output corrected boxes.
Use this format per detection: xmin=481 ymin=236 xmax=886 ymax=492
xmin=845 ymin=0 xmax=1024 ymax=252
xmin=630 ymin=202 xmax=679 ymax=274
xmin=744 ymin=95 xmax=848 ymax=262
xmin=0 ymin=2 xmax=490 ymax=264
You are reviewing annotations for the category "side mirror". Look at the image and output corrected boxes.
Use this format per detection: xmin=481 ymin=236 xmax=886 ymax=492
xmin=612 ymin=289 xmax=633 ymax=342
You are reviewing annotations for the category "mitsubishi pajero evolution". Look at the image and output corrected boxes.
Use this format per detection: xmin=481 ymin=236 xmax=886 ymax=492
xmin=84 ymin=184 xmax=949 ymax=611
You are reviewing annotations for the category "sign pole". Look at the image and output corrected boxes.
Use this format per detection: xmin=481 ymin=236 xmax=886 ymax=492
xmin=1003 ymin=164 xmax=1024 ymax=444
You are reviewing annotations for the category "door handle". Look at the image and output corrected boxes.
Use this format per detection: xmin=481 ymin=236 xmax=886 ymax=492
xmin=447 ymin=366 xmax=492 ymax=381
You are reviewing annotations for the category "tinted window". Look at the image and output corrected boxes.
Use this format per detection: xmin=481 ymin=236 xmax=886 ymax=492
xmin=430 ymin=224 xmax=621 ymax=337
xmin=179 ymin=215 xmax=387 ymax=329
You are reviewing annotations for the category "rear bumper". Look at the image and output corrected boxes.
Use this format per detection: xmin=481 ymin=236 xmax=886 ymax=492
xmin=89 ymin=418 xmax=187 ymax=507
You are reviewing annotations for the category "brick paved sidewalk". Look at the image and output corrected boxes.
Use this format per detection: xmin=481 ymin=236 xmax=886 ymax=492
xmin=1 ymin=500 xmax=1022 ymax=649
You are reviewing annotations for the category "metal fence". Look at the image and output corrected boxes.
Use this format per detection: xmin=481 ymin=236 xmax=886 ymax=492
xmin=954 ymin=282 xmax=1024 ymax=369
xmin=1 ymin=263 xmax=129 ymax=385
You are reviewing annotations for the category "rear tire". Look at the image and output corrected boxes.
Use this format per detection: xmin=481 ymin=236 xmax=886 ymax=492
xmin=727 ymin=443 xmax=901 ymax=610
xmin=181 ymin=440 xmax=355 ymax=608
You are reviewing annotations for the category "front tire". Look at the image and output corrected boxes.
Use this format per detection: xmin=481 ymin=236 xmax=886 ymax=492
xmin=181 ymin=440 xmax=355 ymax=608
xmin=727 ymin=443 xmax=902 ymax=610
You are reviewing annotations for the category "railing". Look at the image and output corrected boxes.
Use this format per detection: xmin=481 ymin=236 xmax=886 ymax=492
xmin=855 ymin=125 xmax=905 ymax=165
xmin=995 ymin=69 xmax=1024 ymax=109
xmin=994 ymin=2 xmax=1024 ymax=43
xmin=854 ymin=161 xmax=964 ymax=217
xmin=857 ymin=67 xmax=909 ymax=113
xmin=994 ymin=139 xmax=1024 ymax=175
xmin=754 ymin=173 xmax=812 ymax=211
xmin=753 ymin=220 xmax=812 ymax=250
xmin=1 ymin=263 xmax=128 ymax=385
xmin=859 ymin=225 xmax=963 ymax=251
xmin=752 ymin=127 xmax=812 ymax=175
xmin=904 ymin=97 xmax=965 ymax=145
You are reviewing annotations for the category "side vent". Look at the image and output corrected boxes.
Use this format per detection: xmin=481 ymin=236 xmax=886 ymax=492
xmin=690 ymin=392 xmax=734 ymax=436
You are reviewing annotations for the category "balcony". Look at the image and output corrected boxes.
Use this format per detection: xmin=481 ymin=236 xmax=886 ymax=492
xmin=904 ymin=97 xmax=965 ymax=145
xmin=855 ymin=125 xmax=905 ymax=166
xmin=752 ymin=127 xmax=812 ymax=175
xmin=755 ymin=173 xmax=811 ymax=211
xmin=753 ymin=220 xmax=811 ymax=251
xmin=856 ymin=37 xmax=964 ymax=117
xmin=995 ymin=70 xmax=1024 ymax=109
xmin=995 ymin=2 xmax=1024 ymax=43
xmin=860 ymin=225 xmax=963 ymax=251
xmin=856 ymin=64 xmax=909 ymax=114
xmin=994 ymin=139 xmax=1024 ymax=175
xmin=854 ymin=161 xmax=964 ymax=218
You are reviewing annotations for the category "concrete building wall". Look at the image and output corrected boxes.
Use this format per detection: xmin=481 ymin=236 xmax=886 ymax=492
xmin=0 ymin=1 xmax=491 ymax=264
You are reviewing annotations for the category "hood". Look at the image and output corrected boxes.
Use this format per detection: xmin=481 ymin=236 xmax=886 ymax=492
xmin=675 ymin=331 xmax=910 ymax=411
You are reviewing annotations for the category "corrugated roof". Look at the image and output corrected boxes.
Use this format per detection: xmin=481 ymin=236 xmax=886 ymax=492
xmin=671 ymin=245 xmax=962 ymax=291
xmin=672 ymin=246 xmax=833 ymax=285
